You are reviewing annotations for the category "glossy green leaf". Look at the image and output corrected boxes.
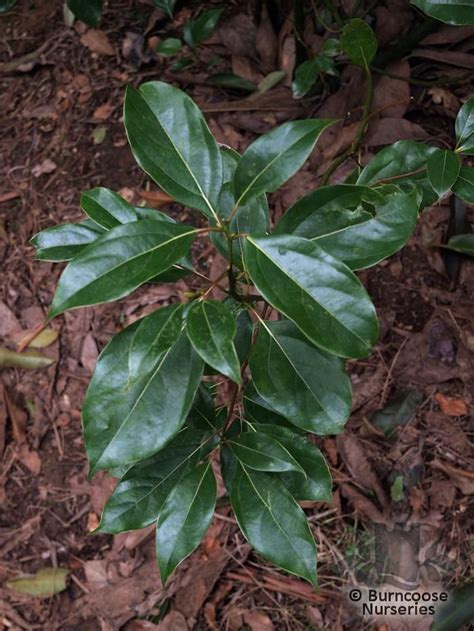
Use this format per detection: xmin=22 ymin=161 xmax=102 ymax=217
xmin=300 ymin=187 xmax=420 ymax=270
xmin=452 ymin=165 xmax=474 ymax=203
xmin=227 ymin=300 xmax=253 ymax=365
xmin=233 ymin=119 xmax=335 ymax=206
xmin=186 ymin=300 xmax=241 ymax=383
xmin=6 ymin=568 xmax=69 ymax=598
xmin=356 ymin=140 xmax=438 ymax=207
xmin=152 ymin=0 xmax=176 ymax=18
xmin=253 ymin=424 xmax=332 ymax=501
xmin=455 ymin=96 xmax=474 ymax=154
xmin=155 ymin=37 xmax=182 ymax=56
xmin=276 ymin=184 xmax=384 ymax=237
xmin=30 ymin=220 xmax=105 ymax=261
xmin=48 ymin=221 xmax=197 ymax=318
xmin=411 ymin=0 xmax=474 ymax=25
xmin=157 ymin=462 xmax=216 ymax=583
xmin=82 ymin=317 xmax=203 ymax=473
xmin=210 ymin=73 xmax=256 ymax=92
xmin=427 ymin=150 xmax=461 ymax=197
xmin=124 ymin=82 xmax=223 ymax=220
xmin=229 ymin=432 xmax=305 ymax=474
xmin=171 ymin=56 xmax=193 ymax=72
xmin=228 ymin=462 xmax=317 ymax=586
xmin=80 ymin=187 xmax=137 ymax=228
xmin=446 ymin=233 xmax=474 ymax=256
xmin=67 ymin=0 xmax=101 ymax=25
xmin=249 ymin=320 xmax=352 ymax=434
xmin=183 ymin=8 xmax=224 ymax=48
xmin=244 ymin=235 xmax=379 ymax=358
xmin=212 ymin=148 xmax=269 ymax=267
xmin=98 ymin=428 xmax=210 ymax=533
xmin=187 ymin=384 xmax=218 ymax=431
xmin=292 ymin=56 xmax=337 ymax=98
xmin=340 ymin=18 xmax=377 ymax=68
xmin=243 ymin=382 xmax=296 ymax=429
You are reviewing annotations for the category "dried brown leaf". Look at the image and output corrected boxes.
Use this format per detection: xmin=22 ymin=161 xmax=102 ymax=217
xmin=93 ymin=103 xmax=115 ymax=121
xmin=243 ymin=611 xmax=275 ymax=631
xmin=365 ymin=118 xmax=428 ymax=147
xmin=372 ymin=60 xmax=411 ymax=118
xmin=434 ymin=393 xmax=468 ymax=416
xmin=256 ymin=6 xmax=277 ymax=72
xmin=81 ymin=332 xmax=98 ymax=373
xmin=157 ymin=611 xmax=187 ymax=631
xmin=32 ymin=158 xmax=57 ymax=177
xmin=339 ymin=483 xmax=391 ymax=525
xmin=0 ymin=302 xmax=21 ymax=338
xmin=337 ymin=434 xmax=389 ymax=509
xmin=412 ymin=49 xmax=474 ymax=69
xmin=80 ymin=29 xmax=115 ymax=56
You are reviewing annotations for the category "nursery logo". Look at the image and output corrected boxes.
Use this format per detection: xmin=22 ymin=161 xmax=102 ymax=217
xmin=345 ymin=523 xmax=450 ymax=622
xmin=347 ymin=585 xmax=449 ymax=620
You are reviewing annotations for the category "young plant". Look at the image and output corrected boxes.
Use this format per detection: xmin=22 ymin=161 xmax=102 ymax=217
xmin=32 ymin=81 xmax=474 ymax=586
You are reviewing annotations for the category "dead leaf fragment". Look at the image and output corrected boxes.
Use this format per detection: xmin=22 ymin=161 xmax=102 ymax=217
xmin=244 ymin=611 xmax=275 ymax=631
xmin=32 ymin=158 xmax=57 ymax=178
xmin=18 ymin=444 xmax=42 ymax=475
xmin=93 ymin=103 xmax=115 ymax=120
xmin=81 ymin=29 xmax=115 ymax=56
xmin=81 ymin=332 xmax=98 ymax=373
xmin=157 ymin=610 xmax=187 ymax=631
xmin=0 ymin=302 xmax=21 ymax=338
xmin=434 ymin=393 xmax=468 ymax=416
xmin=26 ymin=328 xmax=58 ymax=349
xmin=6 ymin=567 xmax=69 ymax=598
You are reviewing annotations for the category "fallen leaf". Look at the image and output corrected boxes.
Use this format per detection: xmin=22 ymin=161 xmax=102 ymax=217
xmin=336 ymin=434 xmax=388 ymax=509
xmin=92 ymin=126 xmax=107 ymax=144
xmin=80 ymin=29 xmax=115 ymax=56
xmin=255 ymin=5 xmax=277 ymax=72
xmin=81 ymin=332 xmax=98 ymax=373
xmin=372 ymin=60 xmax=411 ymax=118
xmin=18 ymin=444 xmax=42 ymax=475
xmin=243 ymin=611 xmax=275 ymax=631
xmin=32 ymin=158 xmax=57 ymax=178
xmin=6 ymin=567 xmax=69 ymax=598
xmin=339 ymin=483 xmax=391 ymax=525
xmin=218 ymin=14 xmax=258 ymax=58
xmin=3 ymin=388 xmax=27 ymax=443
xmin=422 ymin=24 xmax=474 ymax=45
xmin=93 ymin=103 xmax=115 ymax=120
xmin=84 ymin=560 xmax=109 ymax=590
xmin=412 ymin=49 xmax=474 ymax=69
xmin=138 ymin=189 xmax=174 ymax=207
xmin=156 ymin=611 xmax=187 ymax=631
xmin=305 ymin=606 xmax=324 ymax=627
xmin=25 ymin=328 xmax=58 ymax=349
xmin=429 ymin=479 xmax=456 ymax=510
xmin=365 ymin=118 xmax=428 ymax=146
xmin=434 ymin=393 xmax=468 ymax=416
xmin=0 ymin=347 xmax=55 ymax=370
xmin=0 ymin=302 xmax=21 ymax=338
xmin=431 ymin=460 xmax=474 ymax=495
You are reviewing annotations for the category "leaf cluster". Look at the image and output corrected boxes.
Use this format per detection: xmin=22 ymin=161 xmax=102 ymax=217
xmin=32 ymin=75 xmax=474 ymax=587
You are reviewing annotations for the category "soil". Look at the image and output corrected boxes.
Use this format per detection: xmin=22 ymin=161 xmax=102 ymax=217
xmin=0 ymin=2 xmax=473 ymax=630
